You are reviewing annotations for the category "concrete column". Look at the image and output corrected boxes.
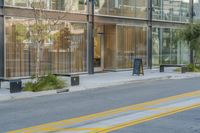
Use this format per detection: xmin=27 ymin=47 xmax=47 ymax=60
xmin=147 ymin=0 xmax=153 ymax=69
xmin=0 ymin=0 xmax=4 ymax=77
xmin=87 ymin=0 xmax=94 ymax=74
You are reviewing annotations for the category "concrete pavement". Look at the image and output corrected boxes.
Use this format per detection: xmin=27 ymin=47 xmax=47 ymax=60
xmin=1 ymin=68 xmax=200 ymax=102
xmin=74 ymin=68 xmax=200 ymax=91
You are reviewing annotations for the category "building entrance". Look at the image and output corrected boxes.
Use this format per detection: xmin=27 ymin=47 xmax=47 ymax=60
xmin=94 ymin=25 xmax=104 ymax=72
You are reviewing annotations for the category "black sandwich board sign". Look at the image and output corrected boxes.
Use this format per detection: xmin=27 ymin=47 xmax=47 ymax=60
xmin=133 ymin=58 xmax=144 ymax=76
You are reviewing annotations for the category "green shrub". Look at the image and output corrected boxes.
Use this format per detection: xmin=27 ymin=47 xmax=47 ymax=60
xmin=187 ymin=64 xmax=200 ymax=72
xmin=174 ymin=68 xmax=181 ymax=72
xmin=23 ymin=82 xmax=36 ymax=92
xmin=23 ymin=74 xmax=66 ymax=92
xmin=174 ymin=64 xmax=200 ymax=72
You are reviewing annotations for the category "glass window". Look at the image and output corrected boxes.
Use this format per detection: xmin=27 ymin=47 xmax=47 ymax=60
xmin=153 ymin=0 xmax=190 ymax=22
xmin=116 ymin=25 xmax=147 ymax=69
xmin=194 ymin=0 xmax=200 ymax=22
xmin=4 ymin=0 xmax=87 ymax=13
xmin=152 ymin=27 xmax=190 ymax=66
xmin=104 ymin=24 xmax=117 ymax=69
xmin=152 ymin=28 xmax=160 ymax=65
xmin=5 ymin=17 xmax=87 ymax=77
xmin=95 ymin=0 xmax=147 ymax=18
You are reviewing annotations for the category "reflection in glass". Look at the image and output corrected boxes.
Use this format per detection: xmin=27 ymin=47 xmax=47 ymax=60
xmin=153 ymin=0 xmax=190 ymax=22
xmin=5 ymin=0 xmax=87 ymax=13
xmin=95 ymin=0 xmax=147 ymax=18
xmin=152 ymin=27 xmax=190 ymax=66
xmin=194 ymin=0 xmax=200 ymax=22
xmin=116 ymin=25 xmax=147 ymax=69
xmin=5 ymin=17 xmax=87 ymax=77
xmin=152 ymin=28 xmax=160 ymax=65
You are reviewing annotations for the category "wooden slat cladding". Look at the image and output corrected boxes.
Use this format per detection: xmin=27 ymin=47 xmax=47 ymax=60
xmin=104 ymin=24 xmax=117 ymax=69
xmin=117 ymin=26 xmax=147 ymax=69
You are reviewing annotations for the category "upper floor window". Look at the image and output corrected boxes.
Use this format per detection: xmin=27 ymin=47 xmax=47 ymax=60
xmin=152 ymin=0 xmax=190 ymax=22
xmin=4 ymin=0 xmax=87 ymax=13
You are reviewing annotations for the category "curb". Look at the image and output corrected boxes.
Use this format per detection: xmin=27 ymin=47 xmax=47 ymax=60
xmin=69 ymin=75 xmax=172 ymax=92
xmin=0 ymin=89 xmax=69 ymax=102
xmin=0 ymin=95 xmax=12 ymax=102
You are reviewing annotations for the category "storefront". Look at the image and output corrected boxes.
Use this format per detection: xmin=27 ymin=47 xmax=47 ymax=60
xmin=0 ymin=0 xmax=195 ymax=78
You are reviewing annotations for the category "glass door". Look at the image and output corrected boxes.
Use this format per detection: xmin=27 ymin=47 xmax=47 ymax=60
xmin=94 ymin=26 xmax=104 ymax=72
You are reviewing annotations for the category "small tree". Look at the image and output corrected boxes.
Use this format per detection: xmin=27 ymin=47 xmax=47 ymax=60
xmin=179 ymin=23 xmax=200 ymax=65
xmin=28 ymin=1 xmax=67 ymax=79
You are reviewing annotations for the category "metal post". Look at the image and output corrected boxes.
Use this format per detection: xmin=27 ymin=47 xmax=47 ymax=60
xmin=0 ymin=0 xmax=4 ymax=77
xmin=189 ymin=0 xmax=194 ymax=64
xmin=28 ymin=45 xmax=31 ymax=75
xmin=159 ymin=28 xmax=163 ymax=64
xmin=147 ymin=0 xmax=153 ymax=69
xmin=189 ymin=0 xmax=194 ymax=23
xmin=87 ymin=0 xmax=94 ymax=74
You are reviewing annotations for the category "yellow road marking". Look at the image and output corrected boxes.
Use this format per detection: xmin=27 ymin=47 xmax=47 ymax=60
xmin=56 ymin=127 xmax=106 ymax=131
xmin=96 ymin=103 xmax=200 ymax=133
xmin=7 ymin=90 xmax=200 ymax=133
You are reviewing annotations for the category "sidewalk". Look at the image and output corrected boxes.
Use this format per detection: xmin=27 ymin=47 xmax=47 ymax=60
xmin=1 ymin=68 xmax=200 ymax=102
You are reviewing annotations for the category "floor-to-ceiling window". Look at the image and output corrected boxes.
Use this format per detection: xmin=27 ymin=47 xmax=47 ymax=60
xmin=5 ymin=17 xmax=87 ymax=77
xmin=103 ymin=25 xmax=147 ymax=70
xmin=152 ymin=28 xmax=160 ymax=65
xmin=5 ymin=0 xmax=87 ymax=13
xmin=116 ymin=25 xmax=147 ymax=69
xmin=152 ymin=27 xmax=190 ymax=66
xmin=194 ymin=0 xmax=200 ymax=22
xmin=104 ymin=24 xmax=117 ymax=70
xmin=95 ymin=0 xmax=147 ymax=18
xmin=153 ymin=0 xmax=190 ymax=22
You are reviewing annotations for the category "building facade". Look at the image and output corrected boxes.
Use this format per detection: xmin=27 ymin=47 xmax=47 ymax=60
xmin=0 ymin=0 xmax=199 ymax=78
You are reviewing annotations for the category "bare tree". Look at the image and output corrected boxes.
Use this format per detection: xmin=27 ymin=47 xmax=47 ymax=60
xmin=28 ymin=0 xmax=67 ymax=79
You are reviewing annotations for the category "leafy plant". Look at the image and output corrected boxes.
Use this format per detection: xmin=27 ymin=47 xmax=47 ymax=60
xmin=23 ymin=82 xmax=35 ymax=92
xmin=174 ymin=68 xmax=181 ymax=72
xmin=178 ymin=23 xmax=200 ymax=65
xmin=23 ymin=74 xmax=66 ymax=92
xmin=187 ymin=64 xmax=200 ymax=72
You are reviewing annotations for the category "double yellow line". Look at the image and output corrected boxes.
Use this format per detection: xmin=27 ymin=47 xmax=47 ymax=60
xmin=7 ymin=90 xmax=200 ymax=133
xmin=94 ymin=103 xmax=200 ymax=133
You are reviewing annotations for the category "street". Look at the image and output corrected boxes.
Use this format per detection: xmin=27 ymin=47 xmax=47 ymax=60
xmin=1 ymin=78 xmax=200 ymax=133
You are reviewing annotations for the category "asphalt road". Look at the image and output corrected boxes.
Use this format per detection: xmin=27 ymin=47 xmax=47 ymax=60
xmin=1 ymin=78 xmax=200 ymax=133
xmin=112 ymin=107 xmax=200 ymax=133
